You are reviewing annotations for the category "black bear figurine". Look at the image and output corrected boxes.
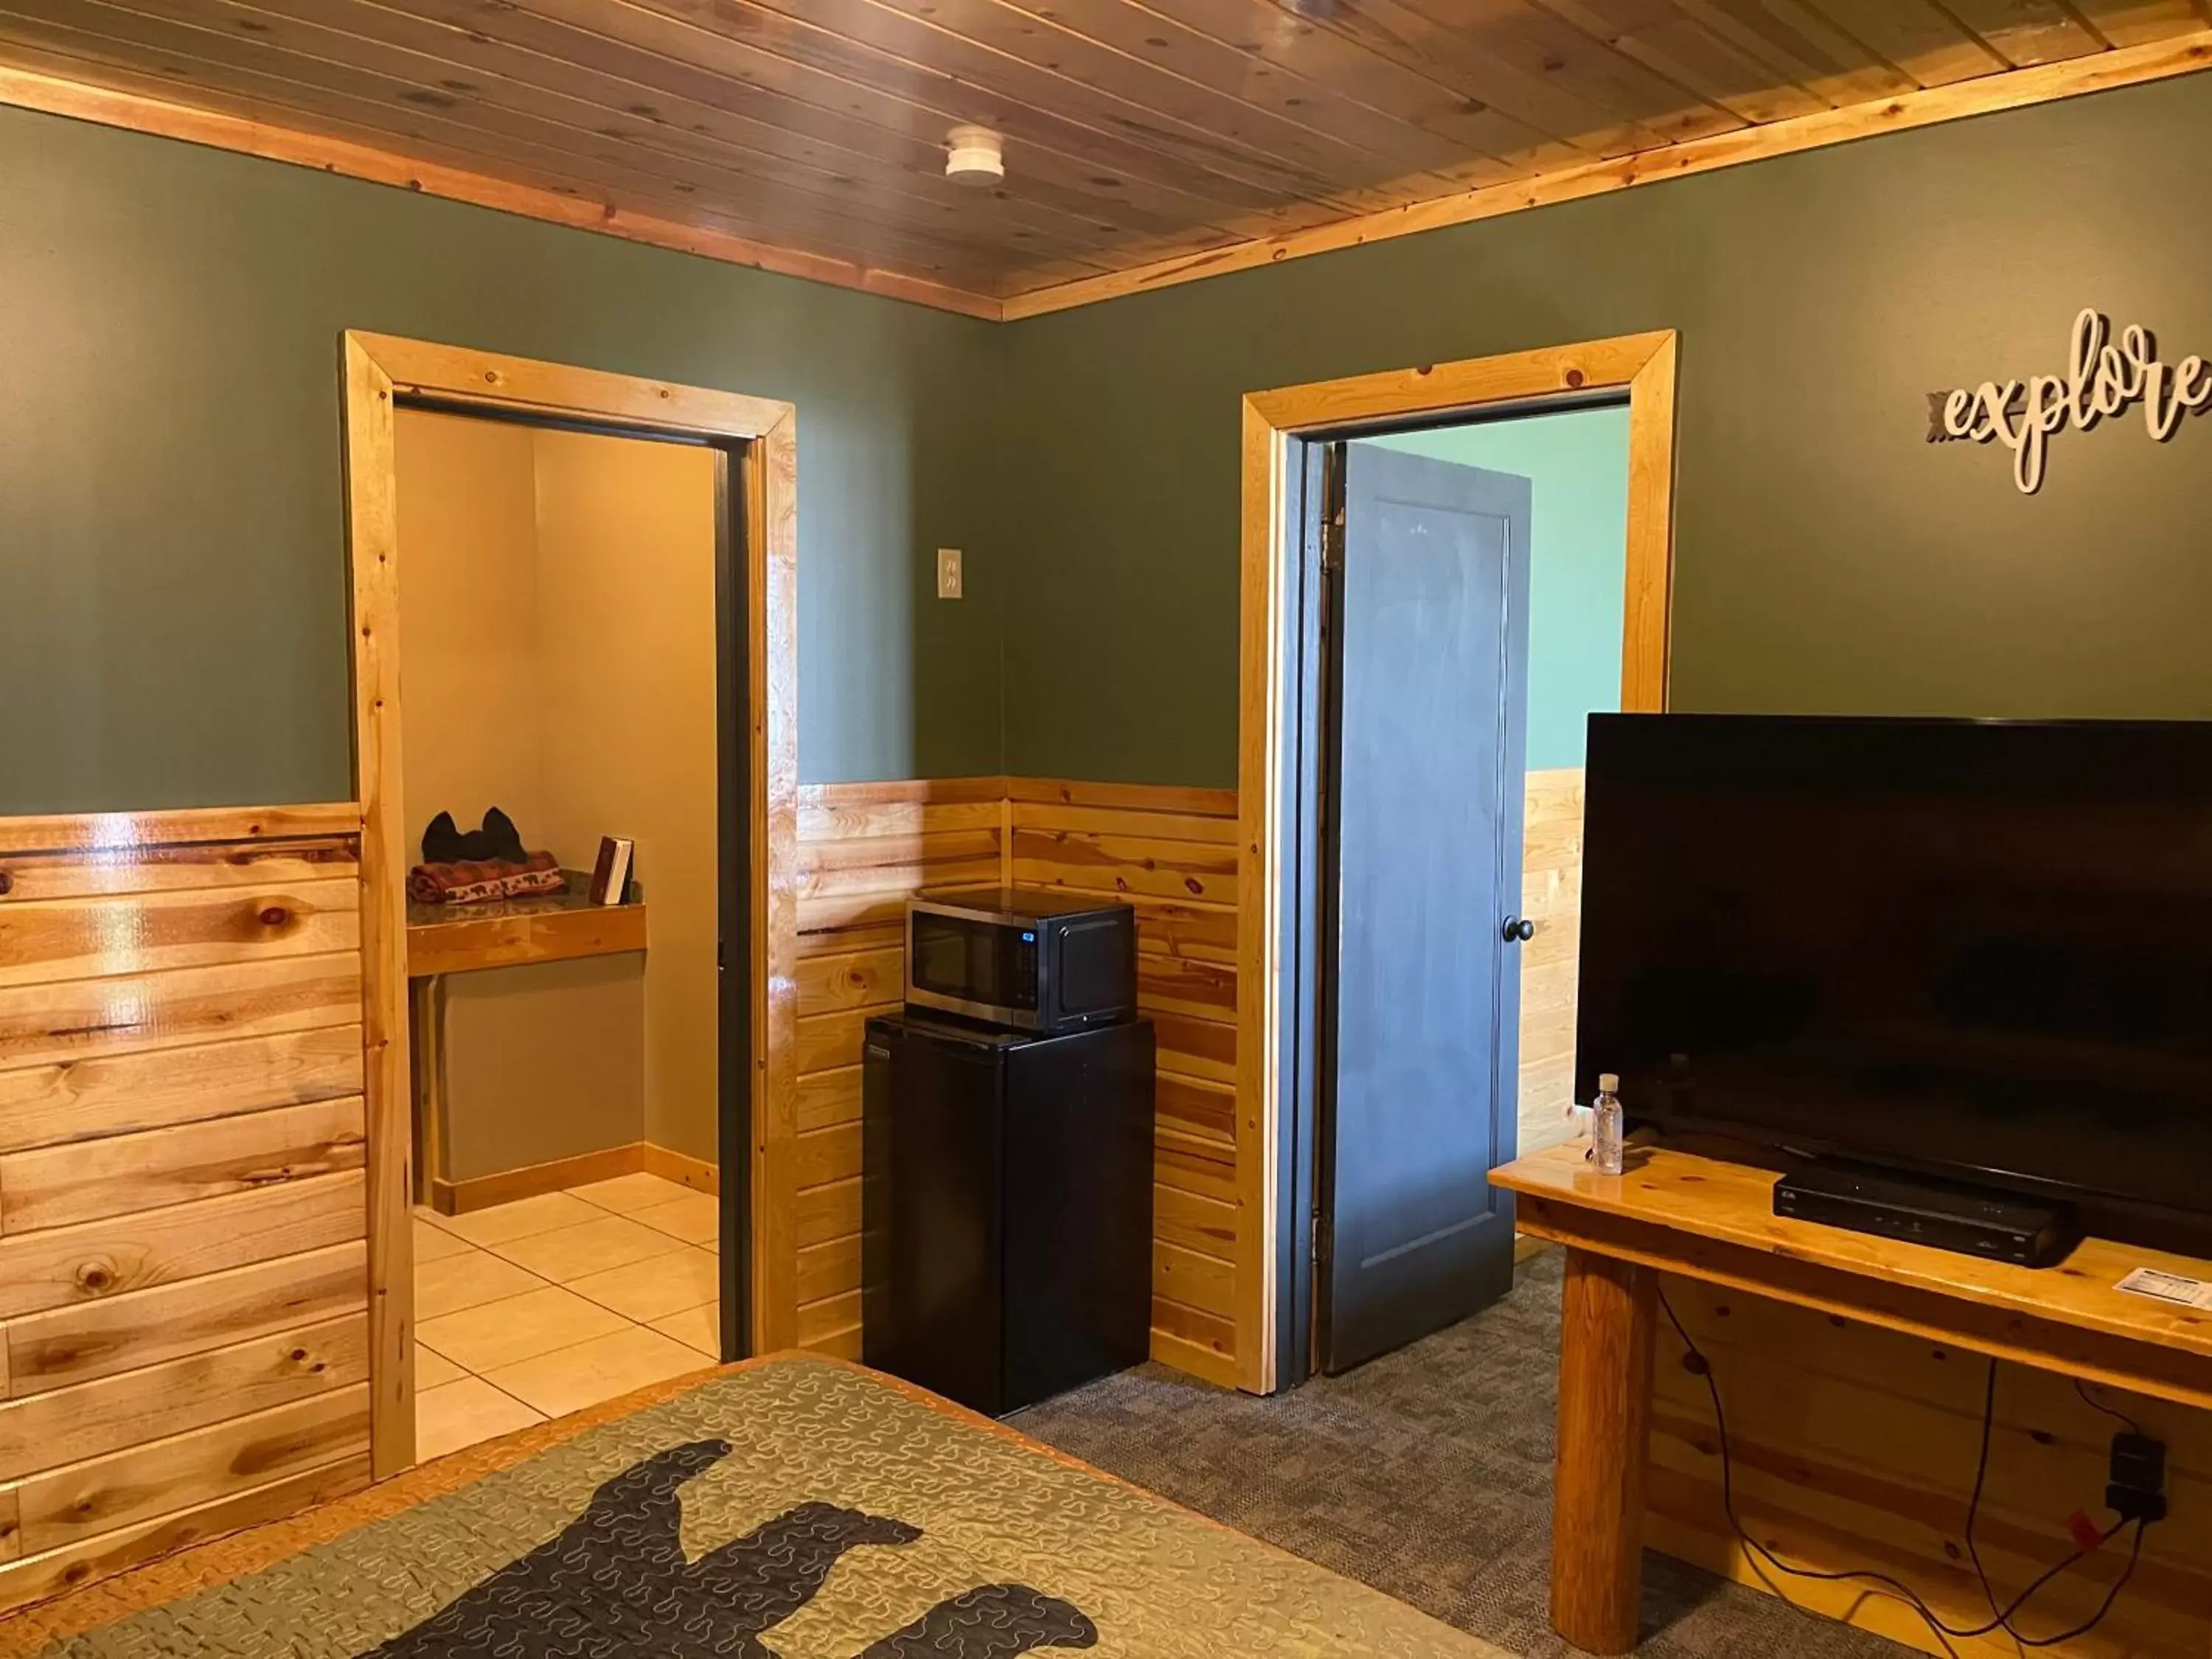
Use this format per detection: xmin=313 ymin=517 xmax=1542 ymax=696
xmin=420 ymin=807 xmax=528 ymax=866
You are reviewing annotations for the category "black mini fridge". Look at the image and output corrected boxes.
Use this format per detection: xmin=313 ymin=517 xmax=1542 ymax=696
xmin=860 ymin=1009 xmax=1155 ymax=1416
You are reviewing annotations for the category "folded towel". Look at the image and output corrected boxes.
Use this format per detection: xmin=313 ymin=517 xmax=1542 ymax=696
xmin=409 ymin=850 xmax=565 ymax=907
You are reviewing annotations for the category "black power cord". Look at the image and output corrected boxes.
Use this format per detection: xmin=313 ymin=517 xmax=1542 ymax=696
xmin=1961 ymin=1359 xmax=2154 ymax=1648
xmin=1655 ymin=1284 xmax=2149 ymax=1648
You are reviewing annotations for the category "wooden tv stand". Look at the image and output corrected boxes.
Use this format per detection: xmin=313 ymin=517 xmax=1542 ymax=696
xmin=1489 ymin=1141 xmax=2212 ymax=1656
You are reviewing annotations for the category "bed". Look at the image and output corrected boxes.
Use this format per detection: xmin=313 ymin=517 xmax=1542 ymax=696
xmin=0 ymin=1354 xmax=1509 ymax=1658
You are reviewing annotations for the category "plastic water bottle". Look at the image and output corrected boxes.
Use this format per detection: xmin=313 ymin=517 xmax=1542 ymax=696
xmin=1591 ymin=1072 xmax=1626 ymax=1175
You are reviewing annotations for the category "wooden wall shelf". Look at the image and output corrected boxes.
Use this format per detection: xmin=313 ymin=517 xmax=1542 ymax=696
xmin=406 ymin=879 xmax=646 ymax=978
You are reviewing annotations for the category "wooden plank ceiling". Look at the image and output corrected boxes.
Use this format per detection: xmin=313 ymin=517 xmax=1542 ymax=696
xmin=2 ymin=0 xmax=2208 ymax=316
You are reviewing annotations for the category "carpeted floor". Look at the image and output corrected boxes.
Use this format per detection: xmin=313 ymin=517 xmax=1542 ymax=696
xmin=1012 ymin=1249 xmax=1914 ymax=1659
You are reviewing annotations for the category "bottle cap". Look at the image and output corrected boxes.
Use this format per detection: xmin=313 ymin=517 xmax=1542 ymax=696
xmin=1598 ymin=1072 xmax=1620 ymax=1092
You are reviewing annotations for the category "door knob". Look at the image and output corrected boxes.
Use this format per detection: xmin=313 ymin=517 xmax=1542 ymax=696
xmin=1502 ymin=917 xmax=1534 ymax=943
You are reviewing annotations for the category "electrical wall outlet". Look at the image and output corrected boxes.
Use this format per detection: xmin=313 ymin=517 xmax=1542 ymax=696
xmin=936 ymin=547 xmax=964 ymax=599
xmin=2107 ymin=1430 xmax=2168 ymax=1523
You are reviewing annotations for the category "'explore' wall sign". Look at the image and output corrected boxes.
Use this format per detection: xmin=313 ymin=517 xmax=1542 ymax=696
xmin=1927 ymin=308 xmax=2211 ymax=494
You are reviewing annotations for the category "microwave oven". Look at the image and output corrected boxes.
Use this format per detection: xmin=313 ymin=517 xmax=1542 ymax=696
xmin=905 ymin=888 xmax=1138 ymax=1033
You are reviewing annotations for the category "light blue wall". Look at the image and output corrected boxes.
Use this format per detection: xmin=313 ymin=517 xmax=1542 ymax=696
xmin=1366 ymin=405 xmax=1630 ymax=769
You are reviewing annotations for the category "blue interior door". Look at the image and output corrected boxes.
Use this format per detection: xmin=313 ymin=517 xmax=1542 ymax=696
xmin=1320 ymin=443 xmax=1533 ymax=1374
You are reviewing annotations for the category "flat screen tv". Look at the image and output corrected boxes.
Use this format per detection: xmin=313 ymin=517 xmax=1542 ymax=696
xmin=1574 ymin=713 xmax=2212 ymax=1242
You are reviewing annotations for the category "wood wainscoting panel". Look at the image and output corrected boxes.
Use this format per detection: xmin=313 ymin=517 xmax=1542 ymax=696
xmin=793 ymin=779 xmax=1006 ymax=939
xmin=0 ymin=1096 xmax=366 ymax=1234
xmin=1518 ymin=768 xmax=1586 ymax=1158
xmin=0 ymin=878 xmax=361 ymax=990
xmin=789 ymin=770 xmax=1575 ymax=1394
xmin=6 ymin=1242 xmax=369 ymax=1397
xmin=0 ymin=1172 xmax=367 ymax=1321
xmin=0 ymin=1026 xmax=365 ymax=1158
xmin=10 ymin=1385 xmax=371 ymax=1559
xmin=0 ymin=954 xmax=365 ymax=1074
xmin=1649 ymin=1274 xmax=2212 ymax=1659
xmin=0 ymin=809 xmax=372 ymax=1615
xmin=0 ymin=1313 xmax=365 ymax=1485
xmin=790 ymin=776 xmax=1244 ymax=1385
xmin=790 ymin=778 xmax=1008 ymax=1363
xmin=0 ymin=1452 xmax=373 ymax=1618
xmin=1007 ymin=778 xmax=1244 ymax=1390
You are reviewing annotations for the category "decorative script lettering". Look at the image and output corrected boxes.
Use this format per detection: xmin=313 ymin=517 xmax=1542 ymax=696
xmin=1925 ymin=308 xmax=2212 ymax=493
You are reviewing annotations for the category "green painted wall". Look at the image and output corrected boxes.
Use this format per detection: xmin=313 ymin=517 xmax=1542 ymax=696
xmin=1366 ymin=407 xmax=1630 ymax=770
xmin=997 ymin=72 xmax=2212 ymax=787
xmin=0 ymin=103 xmax=1007 ymax=815
xmin=20 ymin=69 xmax=2212 ymax=815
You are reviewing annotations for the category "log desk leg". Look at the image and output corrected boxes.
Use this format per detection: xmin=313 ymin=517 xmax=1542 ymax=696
xmin=1550 ymin=1246 xmax=1658 ymax=1655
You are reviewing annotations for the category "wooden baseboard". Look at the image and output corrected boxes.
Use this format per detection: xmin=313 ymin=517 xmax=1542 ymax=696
xmin=431 ymin=1142 xmax=723 ymax=1214
xmin=430 ymin=1144 xmax=646 ymax=1214
xmin=642 ymin=1142 xmax=720 ymax=1195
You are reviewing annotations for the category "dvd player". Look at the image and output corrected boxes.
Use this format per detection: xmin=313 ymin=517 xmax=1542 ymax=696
xmin=1773 ymin=1158 xmax=2079 ymax=1267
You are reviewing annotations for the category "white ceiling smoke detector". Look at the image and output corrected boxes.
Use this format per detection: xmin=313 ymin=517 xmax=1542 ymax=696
xmin=945 ymin=124 xmax=1004 ymax=187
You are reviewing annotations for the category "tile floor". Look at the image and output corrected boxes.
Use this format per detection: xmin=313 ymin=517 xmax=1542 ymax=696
xmin=412 ymin=1171 xmax=724 ymax=1461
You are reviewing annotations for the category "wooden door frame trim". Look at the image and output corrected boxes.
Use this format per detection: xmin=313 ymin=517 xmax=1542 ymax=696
xmin=340 ymin=331 xmax=799 ymax=1477
xmin=1235 ymin=331 xmax=1677 ymax=1393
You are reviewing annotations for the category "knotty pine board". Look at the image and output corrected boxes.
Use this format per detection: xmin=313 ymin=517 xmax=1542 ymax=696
xmin=7 ymin=1242 xmax=369 ymax=1396
xmin=0 ymin=877 xmax=361 ymax=990
xmin=0 ymin=1096 xmax=366 ymax=1234
xmin=0 ymin=812 xmax=371 ymax=1614
xmin=0 ymin=1026 xmax=365 ymax=1156
xmin=0 ymin=953 xmax=364 ymax=1073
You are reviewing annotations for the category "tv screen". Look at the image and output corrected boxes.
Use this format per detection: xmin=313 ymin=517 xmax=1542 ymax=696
xmin=1574 ymin=714 xmax=2212 ymax=1229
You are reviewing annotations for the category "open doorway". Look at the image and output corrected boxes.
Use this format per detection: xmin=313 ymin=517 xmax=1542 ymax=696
xmin=392 ymin=410 xmax=731 ymax=1455
xmin=341 ymin=335 xmax=799 ymax=1477
xmin=1239 ymin=335 xmax=1677 ymax=1391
